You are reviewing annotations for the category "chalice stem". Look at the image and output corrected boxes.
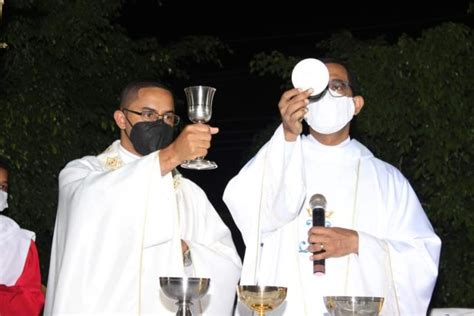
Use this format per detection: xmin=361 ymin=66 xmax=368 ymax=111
xmin=176 ymin=300 xmax=192 ymax=316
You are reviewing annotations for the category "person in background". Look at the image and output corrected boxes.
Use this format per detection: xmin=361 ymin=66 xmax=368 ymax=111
xmin=45 ymin=81 xmax=241 ymax=315
xmin=0 ymin=157 xmax=45 ymax=315
xmin=224 ymin=59 xmax=441 ymax=315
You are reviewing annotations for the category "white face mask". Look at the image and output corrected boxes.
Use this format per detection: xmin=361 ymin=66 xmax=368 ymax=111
xmin=0 ymin=191 xmax=8 ymax=212
xmin=304 ymin=91 xmax=355 ymax=134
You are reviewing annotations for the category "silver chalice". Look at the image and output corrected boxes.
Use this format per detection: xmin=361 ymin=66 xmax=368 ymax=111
xmin=159 ymin=277 xmax=210 ymax=316
xmin=180 ymin=85 xmax=217 ymax=170
xmin=324 ymin=296 xmax=384 ymax=316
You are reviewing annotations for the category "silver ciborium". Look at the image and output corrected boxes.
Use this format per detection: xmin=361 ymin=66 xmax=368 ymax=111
xmin=324 ymin=296 xmax=384 ymax=316
xmin=159 ymin=277 xmax=210 ymax=316
xmin=237 ymin=285 xmax=287 ymax=316
xmin=180 ymin=85 xmax=217 ymax=170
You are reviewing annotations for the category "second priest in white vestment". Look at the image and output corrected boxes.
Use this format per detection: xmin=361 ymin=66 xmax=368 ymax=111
xmin=224 ymin=61 xmax=441 ymax=315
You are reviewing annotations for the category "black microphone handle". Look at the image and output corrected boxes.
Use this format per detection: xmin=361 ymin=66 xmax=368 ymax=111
xmin=312 ymin=207 xmax=325 ymax=275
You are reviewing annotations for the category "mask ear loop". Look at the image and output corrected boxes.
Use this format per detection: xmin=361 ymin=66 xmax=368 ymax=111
xmin=121 ymin=109 xmax=136 ymax=140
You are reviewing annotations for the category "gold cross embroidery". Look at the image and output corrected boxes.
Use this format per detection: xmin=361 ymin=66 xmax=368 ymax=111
xmin=104 ymin=156 xmax=123 ymax=170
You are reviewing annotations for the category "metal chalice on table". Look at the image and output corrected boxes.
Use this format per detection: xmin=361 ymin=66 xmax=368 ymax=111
xmin=237 ymin=285 xmax=287 ymax=316
xmin=159 ymin=277 xmax=210 ymax=316
xmin=324 ymin=296 xmax=384 ymax=316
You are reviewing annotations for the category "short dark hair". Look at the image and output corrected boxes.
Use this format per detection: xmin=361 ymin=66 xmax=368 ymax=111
xmin=320 ymin=58 xmax=360 ymax=96
xmin=119 ymin=81 xmax=173 ymax=109
xmin=0 ymin=156 xmax=10 ymax=173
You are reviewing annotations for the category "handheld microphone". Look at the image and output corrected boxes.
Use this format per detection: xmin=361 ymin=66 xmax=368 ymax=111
xmin=309 ymin=193 xmax=326 ymax=275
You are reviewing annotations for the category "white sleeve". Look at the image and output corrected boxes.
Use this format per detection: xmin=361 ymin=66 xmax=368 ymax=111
xmin=223 ymin=124 xmax=306 ymax=242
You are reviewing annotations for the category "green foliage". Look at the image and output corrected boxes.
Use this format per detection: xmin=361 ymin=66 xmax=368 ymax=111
xmin=0 ymin=0 xmax=228 ymax=282
xmin=250 ymin=23 xmax=473 ymax=307
xmin=250 ymin=51 xmax=299 ymax=87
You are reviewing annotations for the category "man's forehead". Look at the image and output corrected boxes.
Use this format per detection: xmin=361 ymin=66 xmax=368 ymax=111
xmin=326 ymin=63 xmax=349 ymax=80
xmin=132 ymin=87 xmax=174 ymax=109
xmin=136 ymin=86 xmax=171 ymax=98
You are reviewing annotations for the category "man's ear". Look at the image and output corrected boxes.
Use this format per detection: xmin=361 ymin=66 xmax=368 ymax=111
xmin=113 ymin=110 xmax=127 ymax=130
xmin=353 ymin=96 xmax=365 ymax=115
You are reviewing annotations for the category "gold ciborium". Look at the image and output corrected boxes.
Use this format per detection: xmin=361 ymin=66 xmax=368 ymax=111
xmin=237 ymin=285 xmax=287 ymax=316
xmin=324 ymin=296 xmax=384 ymax=316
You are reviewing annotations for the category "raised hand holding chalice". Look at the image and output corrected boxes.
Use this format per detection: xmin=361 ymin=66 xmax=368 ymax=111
xmin=180 ymin=85 xmax=218 ymax=170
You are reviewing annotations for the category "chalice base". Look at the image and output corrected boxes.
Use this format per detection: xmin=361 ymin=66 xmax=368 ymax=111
xmin=181 ymin=158 xmax=217 ymax=170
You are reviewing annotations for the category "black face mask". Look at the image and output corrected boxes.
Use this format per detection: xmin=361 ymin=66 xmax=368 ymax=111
xmin=129 ymin=120 xmax=174 ymax=155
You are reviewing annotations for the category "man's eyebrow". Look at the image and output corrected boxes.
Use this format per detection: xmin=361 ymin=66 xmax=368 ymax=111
xmin=139 ymin=106 xmax=155 ymax=111
xmin=140 ymin=107 xmax=176 ymax=114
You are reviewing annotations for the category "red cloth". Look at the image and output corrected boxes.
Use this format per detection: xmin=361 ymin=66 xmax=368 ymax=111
xmin=0 ymin=240 xmax=45 ymax=316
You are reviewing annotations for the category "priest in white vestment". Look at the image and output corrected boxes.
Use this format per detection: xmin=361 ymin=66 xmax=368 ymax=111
xmin=223 ymin=60 xmax=441 ymax=315
xmin=45 ymin=81 xmax=242 ymax=315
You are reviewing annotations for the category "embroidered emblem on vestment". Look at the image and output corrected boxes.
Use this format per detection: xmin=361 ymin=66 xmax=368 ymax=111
xmin=104 ymin=156 xmax=123 ymax=170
